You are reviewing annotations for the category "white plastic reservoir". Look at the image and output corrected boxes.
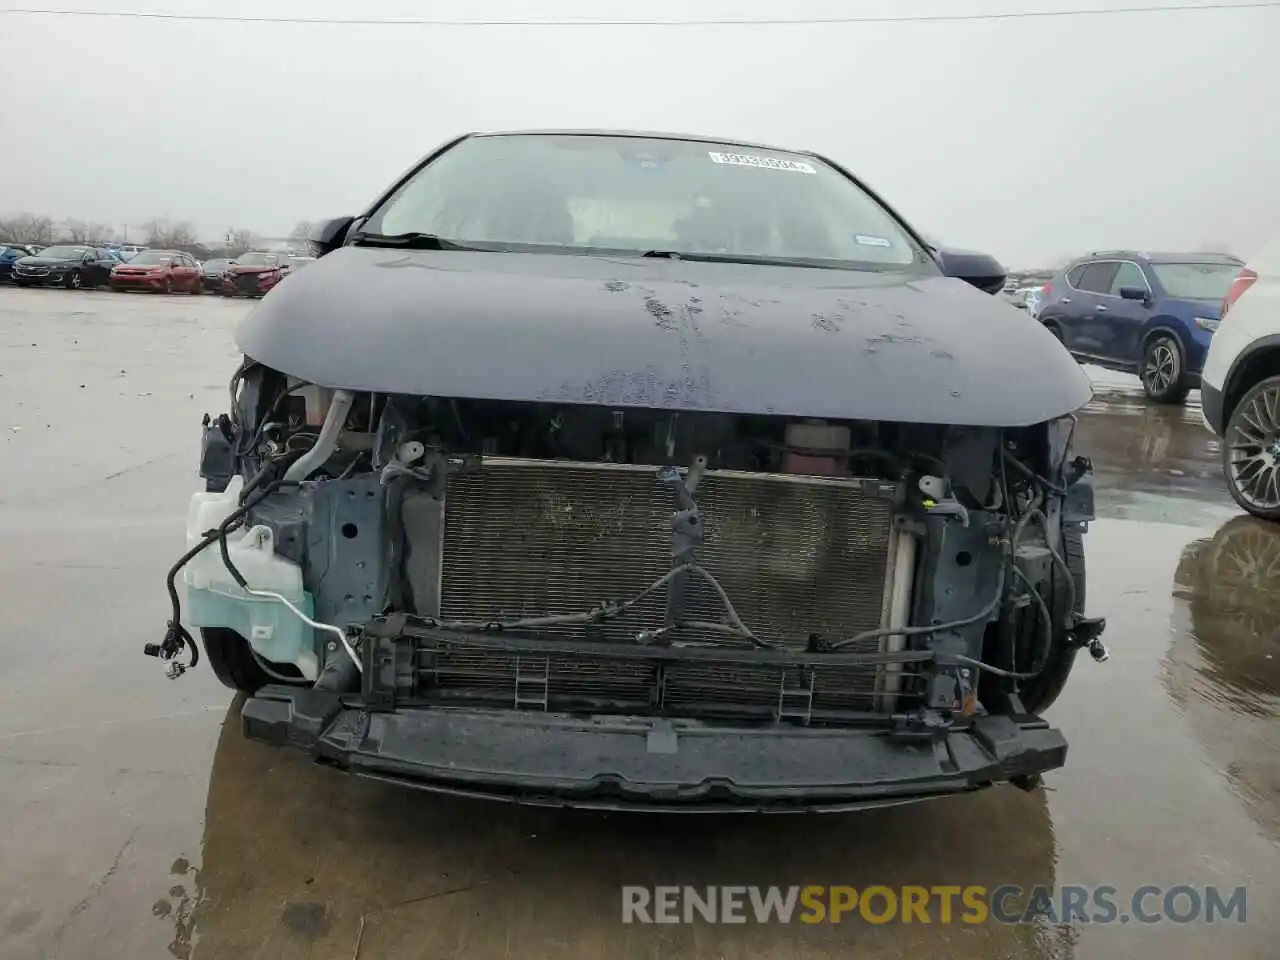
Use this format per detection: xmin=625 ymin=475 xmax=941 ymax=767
xmin=183 ymin=477 xmax=319 ymax=680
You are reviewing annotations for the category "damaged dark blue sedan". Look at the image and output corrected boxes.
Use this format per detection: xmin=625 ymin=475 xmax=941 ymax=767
xmin=152 ymin=130 xmax=1109 ymax=812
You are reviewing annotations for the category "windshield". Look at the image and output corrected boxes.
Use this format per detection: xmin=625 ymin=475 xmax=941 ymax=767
xmin=236 ymin=253 xmax=275 ymax=265
xmin=1151 ymin=262 xmax=1241 ymax=301
xmin=37 ymin=245 xmax=89 ymax=260
xmin=129 ymin=251 xmax=173 ymax=265
xmin=203 ymin=259 xmax=230 ymax=270
xmin=363 ymin=134 xmax=929 ymax=271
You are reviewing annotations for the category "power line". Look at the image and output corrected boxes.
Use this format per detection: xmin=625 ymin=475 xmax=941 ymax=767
xmin=1 ymin=1 xmax=1278 ymax=27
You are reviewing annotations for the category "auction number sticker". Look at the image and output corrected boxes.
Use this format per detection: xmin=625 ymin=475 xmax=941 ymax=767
xmin=708 ymin=151 xmax=817 ymax=174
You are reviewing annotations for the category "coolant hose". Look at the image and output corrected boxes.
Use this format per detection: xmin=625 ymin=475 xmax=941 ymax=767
xmin=284 ymin=389 xmax=354 ymax=482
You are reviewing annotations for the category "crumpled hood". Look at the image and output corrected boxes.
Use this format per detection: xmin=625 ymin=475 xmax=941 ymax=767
xmin=236 ymin=247 xmax=1092 ymax=427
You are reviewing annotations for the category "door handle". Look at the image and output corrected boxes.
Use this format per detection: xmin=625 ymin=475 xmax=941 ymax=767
xmin=1095 ymin=305 xmax=1108 ymax=312
xmin=1060 ymin=297 xmax=1071 ymax=303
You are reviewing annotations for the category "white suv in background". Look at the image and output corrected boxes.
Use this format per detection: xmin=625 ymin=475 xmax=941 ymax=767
xmin=1202 ymin=233 xmax=1280 ymax=519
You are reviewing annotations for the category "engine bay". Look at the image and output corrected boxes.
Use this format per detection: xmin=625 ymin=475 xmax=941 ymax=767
xmin=155 ymin=359 xmax=1107 ymax=730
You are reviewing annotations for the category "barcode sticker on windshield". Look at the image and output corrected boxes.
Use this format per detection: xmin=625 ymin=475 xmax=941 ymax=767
xmin=855 ymin=234 xmax=893 ymax=247
xmin=708 ymin=151 xmax=817 ymax=174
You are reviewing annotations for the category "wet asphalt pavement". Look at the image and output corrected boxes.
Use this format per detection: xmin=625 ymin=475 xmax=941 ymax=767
xmin=0 ymin=288 xmax=1276 ymax=960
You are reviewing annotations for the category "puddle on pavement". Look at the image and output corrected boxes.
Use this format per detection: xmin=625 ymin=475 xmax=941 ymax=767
xmin=1169 ymin=515 xmax=1280 ymax=837
xmin=158 ymin=703 xmax=1073 ymax=960
xmin=1074 ymin=381 xmax=1237 ymax=524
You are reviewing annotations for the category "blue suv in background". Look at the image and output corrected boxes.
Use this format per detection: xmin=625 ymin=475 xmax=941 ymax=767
xmin=1037 ymin=250 xmax=1243 ymax=404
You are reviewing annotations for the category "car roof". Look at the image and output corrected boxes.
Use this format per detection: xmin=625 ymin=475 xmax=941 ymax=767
xmin=1078 ymin=249 xmax=1242 ymax=264
xmin=471 ymin=128 xmax=813 ymax=156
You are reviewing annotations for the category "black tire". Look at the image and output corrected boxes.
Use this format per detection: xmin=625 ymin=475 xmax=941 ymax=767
xmin=1221 ymin=373 xmax=1280 ymax=522
xmin=65 ymin=270 xmax=82 ymax=290
xmin=982 ymin=520 xmax=1087 ymax=715
xmin=1140 ymin=333 xmax=1190 ymax=404
xmin=161 ymin=277 xmax=173 ymax=295
xmin=200 ymin=627 xmax=305 ymax=694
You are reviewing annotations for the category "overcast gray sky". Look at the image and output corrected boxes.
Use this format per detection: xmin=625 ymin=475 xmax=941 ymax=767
xmin=1 ymin=0 xmax=1277 ymax=266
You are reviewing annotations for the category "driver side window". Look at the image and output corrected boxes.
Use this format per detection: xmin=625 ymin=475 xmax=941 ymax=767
xmin=1109 ymin=261 xmax=1148 ymax=295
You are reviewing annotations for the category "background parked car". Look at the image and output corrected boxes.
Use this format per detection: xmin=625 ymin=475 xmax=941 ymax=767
xmin=221 ymin=251 xmax=291 ymax=298
xmin=109 ymin=249 xmax=203 ymax=294
xmin=0 ymin=243 xmax=37 ymax=282
xmin=200 ymin=258 xmax=234 ymax=293
xmin=1200 ymin=234 xmax=1280 ymax=519
xmin=1037 ymin=250 xmax=1243 ymax=404
xmin=1024 ymin=284 xmax=1046 ymax=318
xmin=11 ymin=244 xmax=118 ymax=289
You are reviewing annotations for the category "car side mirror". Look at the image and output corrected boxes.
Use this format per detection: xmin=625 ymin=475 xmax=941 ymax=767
xmin=933 ymin=246 xmax=1007 ymax=295
xmin=312 ymin=216 xmax=355 ymax=257
xmin=1118 ymin=285 xmax=1148 ymax=302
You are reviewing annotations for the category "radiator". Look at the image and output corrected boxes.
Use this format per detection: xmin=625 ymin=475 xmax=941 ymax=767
xmin=422 ymin=458 xmax=907 ymax=718
xmin=439 ymin=459 xmax=895 ymax=646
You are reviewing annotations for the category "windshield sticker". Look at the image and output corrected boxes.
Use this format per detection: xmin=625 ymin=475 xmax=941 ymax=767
xmin=854 ymin=234 xmax=893 ymax=248
xmin=708 ymin=151 xmax=816 ymax=174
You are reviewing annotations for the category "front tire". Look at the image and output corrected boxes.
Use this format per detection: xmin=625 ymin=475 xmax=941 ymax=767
xmin=200 ymin=627 xmax=306 ymax=694
xmin=1222 ymin=373 xmax=1280 ymax=521
xmin=981 ymin=520 xmax=1087 ymax=715
xmin=65 ymin=270 xmax=82 ymax=290
xmin=1140 ymin=334 xmax=1190 ymax=404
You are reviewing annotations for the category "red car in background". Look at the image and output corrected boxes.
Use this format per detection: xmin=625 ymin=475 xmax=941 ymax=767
xmin=221 ymin=251 xmax=291 ymax=298
xmin=110 ymin=249 xmax=203 ymax=294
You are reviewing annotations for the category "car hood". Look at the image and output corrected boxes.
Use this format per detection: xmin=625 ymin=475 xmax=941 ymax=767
xmin=17 ymin=256 xmax=76 ymax=267
xmin=236 ymin=247 xmax=1092 ymax=427
xmin=229 ymin=265 xmax=276 ymax=274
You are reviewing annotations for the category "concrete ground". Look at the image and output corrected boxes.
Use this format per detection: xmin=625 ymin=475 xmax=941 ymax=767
xmin=0 ymin=288 xmax=1276 ymax=960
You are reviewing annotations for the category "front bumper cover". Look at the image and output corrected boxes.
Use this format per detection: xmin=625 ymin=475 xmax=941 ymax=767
xmin=241 ymin=687 xmax=1068 ymax=812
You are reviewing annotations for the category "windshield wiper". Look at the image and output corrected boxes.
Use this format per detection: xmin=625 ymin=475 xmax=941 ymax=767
xmin=641 ymin=249 xmax=843 ymax=269
xmin=348 ymin=231 xmax=472 ymax=250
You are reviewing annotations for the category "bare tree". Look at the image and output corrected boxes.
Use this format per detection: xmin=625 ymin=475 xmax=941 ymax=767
xmin=289 ymin=220 xmax=318 ymax=241
xmin=58 ymin=219 xmax=115 ymax=243
xmin=224 ymin=228 xmax=261 ymax=254
xmin=61 ymin=218 xmax=90 ymax=242
xmin=0 ymin=213 xmax=56 ymax=245
xmin=86 ymin=222 xmax=116 ymax=243
xmin=144 ymin=218 xmax=199 ymax=250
